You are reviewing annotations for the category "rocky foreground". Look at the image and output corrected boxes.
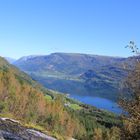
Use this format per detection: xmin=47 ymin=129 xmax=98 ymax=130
xmin=0 ymin=118 xmax=56 ymax=140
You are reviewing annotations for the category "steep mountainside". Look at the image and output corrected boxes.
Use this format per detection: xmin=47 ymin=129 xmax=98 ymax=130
xmin=0 ymin=56 xmax=121 ymax=140
xmin=14 ymin=53 xmax=127 ymax=101
xmin=81 ymin=65 xmax=127 ymax=91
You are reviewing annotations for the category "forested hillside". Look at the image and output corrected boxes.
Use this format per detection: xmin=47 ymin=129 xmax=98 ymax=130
xmin=0 ymin=56 xmax=121 ymax=140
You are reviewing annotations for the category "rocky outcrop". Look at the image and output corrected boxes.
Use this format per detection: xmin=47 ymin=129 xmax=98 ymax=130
xmin=0 ymin=118 xmax=56 ymax=140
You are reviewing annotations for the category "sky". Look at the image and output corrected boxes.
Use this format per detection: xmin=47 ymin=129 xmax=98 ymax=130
xmin=0 ymin=0 xmax=140 ymax=59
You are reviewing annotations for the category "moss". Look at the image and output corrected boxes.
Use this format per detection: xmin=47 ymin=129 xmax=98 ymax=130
xmin=51 ymin=131 xmax=64 ymax=140
xmin=24 ymin=123 xmax=46 ymax=132
xmin=45 ymin=94 xmax=53 ymax=101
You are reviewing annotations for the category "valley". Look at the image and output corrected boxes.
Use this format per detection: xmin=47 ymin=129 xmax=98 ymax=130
xmin=12 ymin=53 xmax=128 ymax=113
xmin=1 ymin=0 xmax=139 ymax=139
xmin=0 ymin=56 xmax=121 ymax=139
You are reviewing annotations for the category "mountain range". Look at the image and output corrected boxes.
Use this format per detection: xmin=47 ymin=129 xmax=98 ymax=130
xmin=12 ymin=53 xmax=129 ymax=101
xmin=0 ymin=56 xmax=121 ymax=139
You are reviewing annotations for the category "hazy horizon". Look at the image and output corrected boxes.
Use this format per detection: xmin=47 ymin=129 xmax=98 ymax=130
xmin=4 ymin=51 xmax=130 ymax=60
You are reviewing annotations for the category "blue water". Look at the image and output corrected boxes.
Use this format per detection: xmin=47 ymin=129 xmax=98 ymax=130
xmin=70 ymin=95 xmax=122 ymax=114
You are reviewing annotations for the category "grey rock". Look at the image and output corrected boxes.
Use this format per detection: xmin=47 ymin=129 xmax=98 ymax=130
xmin=0 ymin=118 xmax=56 ymax=140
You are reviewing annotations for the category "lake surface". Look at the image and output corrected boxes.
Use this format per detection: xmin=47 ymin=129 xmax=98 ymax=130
xmin=34 ymin=76 xmax=122 ymax=114
xmin=70 ymin=95 xmax=122 ymax=114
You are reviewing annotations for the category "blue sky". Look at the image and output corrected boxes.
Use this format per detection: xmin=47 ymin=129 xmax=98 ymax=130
xmin=0 ymin=0 xmax=140 ymax=59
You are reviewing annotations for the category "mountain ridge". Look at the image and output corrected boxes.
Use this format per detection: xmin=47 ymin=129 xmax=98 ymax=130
xmin=13 ymin=53 xmax=128 ymax=101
